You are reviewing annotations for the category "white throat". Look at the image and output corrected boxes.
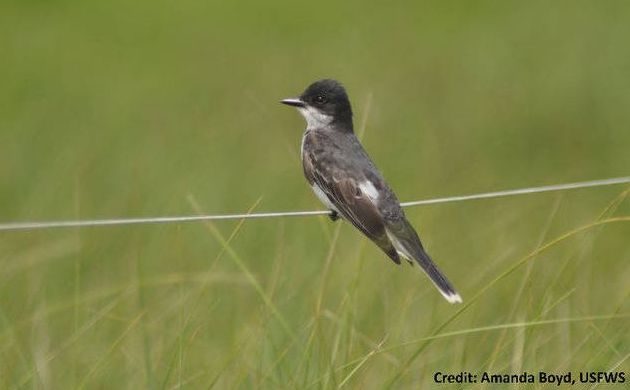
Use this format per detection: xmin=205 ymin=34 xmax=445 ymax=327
xmin=298 ymin=106 xmax=333 ymax=129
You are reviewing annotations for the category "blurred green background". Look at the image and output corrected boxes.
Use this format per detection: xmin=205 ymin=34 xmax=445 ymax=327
xmin=1 ymin=0 xmax=629 ymax=388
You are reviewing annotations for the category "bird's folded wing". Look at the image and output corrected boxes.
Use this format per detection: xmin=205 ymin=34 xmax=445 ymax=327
xmin=305 ymin=153 xmax=400 ymax=263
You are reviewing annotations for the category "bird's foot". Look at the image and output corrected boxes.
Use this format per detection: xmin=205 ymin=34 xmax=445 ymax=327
xmin=328 ymin=210 xmax=340 ymax=222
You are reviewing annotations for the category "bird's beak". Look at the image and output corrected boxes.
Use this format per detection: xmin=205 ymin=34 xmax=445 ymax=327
xmin=281 ymin=98 xmax=305 ymax=108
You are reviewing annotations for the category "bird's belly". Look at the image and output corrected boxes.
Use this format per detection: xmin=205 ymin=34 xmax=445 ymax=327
xmin=311 ymin=184 xmax=339 ymax=213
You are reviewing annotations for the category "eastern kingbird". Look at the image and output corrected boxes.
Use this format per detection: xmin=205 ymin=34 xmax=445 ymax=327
xmin=282 ymin=79 xmax=462 ymax=304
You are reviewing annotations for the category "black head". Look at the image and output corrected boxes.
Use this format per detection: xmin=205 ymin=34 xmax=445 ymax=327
xmin=281 ymin=79 xmax=354 ymax=131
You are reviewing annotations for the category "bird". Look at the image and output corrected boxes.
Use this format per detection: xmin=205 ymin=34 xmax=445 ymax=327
xmin=281 ymin=79 xmax=462 ymax=304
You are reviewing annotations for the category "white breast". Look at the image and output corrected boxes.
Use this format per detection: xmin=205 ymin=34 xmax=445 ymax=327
xmin=311 ymin=184 xmax=339 ymax=213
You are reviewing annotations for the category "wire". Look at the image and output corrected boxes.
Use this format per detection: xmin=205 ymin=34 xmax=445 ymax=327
xmin=0 ymin=176 xmax=628 ymax=232
xmin=400 ymin=176 xmax=630 ymax=206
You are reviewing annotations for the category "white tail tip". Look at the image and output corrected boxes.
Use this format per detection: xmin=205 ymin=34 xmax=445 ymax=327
xmin=443 ymin=291 xmax=463 ymax=304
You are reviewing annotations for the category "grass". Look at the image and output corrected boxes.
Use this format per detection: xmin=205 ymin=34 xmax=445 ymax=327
xmin=1 ymin=0 xmax=630 ymax=388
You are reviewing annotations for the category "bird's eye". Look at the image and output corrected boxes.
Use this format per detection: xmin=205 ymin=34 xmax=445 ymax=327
xmin=315 ymin=95 xmax=327 ymax=104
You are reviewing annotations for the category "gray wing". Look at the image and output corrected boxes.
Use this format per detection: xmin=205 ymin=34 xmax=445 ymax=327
xmin=302 ymin=135 xmax=400 ymax=264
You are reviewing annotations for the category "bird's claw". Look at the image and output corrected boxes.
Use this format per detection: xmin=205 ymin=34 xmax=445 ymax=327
xmin=328 ymin=210 xmax=340 ymax=221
